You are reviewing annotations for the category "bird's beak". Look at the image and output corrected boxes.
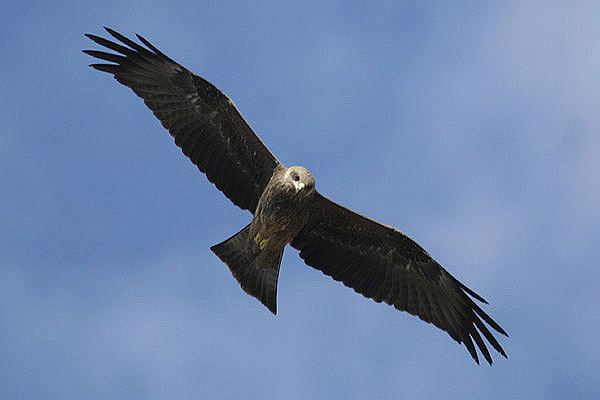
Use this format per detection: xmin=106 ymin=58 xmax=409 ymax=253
xmin=294 ymin=181 xmax=305 ymax=193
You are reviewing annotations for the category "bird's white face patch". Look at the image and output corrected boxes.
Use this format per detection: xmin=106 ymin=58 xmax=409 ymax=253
xmin=293 ymin=181 xmax=305 ymax=193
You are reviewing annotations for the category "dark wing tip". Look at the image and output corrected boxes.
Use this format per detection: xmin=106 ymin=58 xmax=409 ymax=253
xmin=82 ymin=49 xmax=125 ymax=64
xmin=88 ymin=63 xmax=120 ymax=74
xmin=497 ymin=326 xmax=509 ymax=338
xmin=463 ymin=335 xmax=479 ymax=364
xmin=84 ymin=27 xmax=173 ymax=70
xmin=456 ymin=279 xmax=488 ymax=304
xmin=136 ymin=33 xmax=171 ymax=60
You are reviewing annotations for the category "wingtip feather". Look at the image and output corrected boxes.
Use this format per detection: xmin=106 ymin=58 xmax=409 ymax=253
xmin=462 ymin=334 xmax=479 ymax=365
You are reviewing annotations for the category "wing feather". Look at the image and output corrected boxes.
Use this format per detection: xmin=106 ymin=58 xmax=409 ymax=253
xmin=84 ymin=28 xmax=279 ymax=212
xmin=291 ymin=193 xmax=508 ymax=365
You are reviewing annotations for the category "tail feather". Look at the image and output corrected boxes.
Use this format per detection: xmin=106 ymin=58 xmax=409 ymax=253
xmin=210 ymin=224 xmax=283 ymax=314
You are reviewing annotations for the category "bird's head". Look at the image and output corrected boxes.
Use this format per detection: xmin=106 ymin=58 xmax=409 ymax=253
xmin=285 ymin=166 xmax=315 ymax=196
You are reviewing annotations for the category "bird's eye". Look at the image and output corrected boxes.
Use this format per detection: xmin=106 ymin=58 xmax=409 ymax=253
xmin=293 ymin=174 xmax=300 ymax=181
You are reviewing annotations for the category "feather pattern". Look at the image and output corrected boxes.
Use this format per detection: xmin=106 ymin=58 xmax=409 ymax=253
xmin=84 ymin=27 xmax=279 ymax=213
xmin=291 ymin=193 xmax=508 ymax=365
xmin=85 ymin=28 xmax=507 ymax=365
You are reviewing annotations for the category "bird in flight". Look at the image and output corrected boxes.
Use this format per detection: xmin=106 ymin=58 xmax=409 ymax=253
xmin=84 ymin=27 xmax=508 ymax=365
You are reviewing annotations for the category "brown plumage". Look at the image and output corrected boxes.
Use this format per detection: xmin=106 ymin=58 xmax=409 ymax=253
xmin=84 ymin=27 xmax=508 ymax=365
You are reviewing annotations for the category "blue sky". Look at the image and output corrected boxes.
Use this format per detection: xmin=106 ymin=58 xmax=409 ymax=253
xmin=2 ymin=1 xmax=599 ymax=399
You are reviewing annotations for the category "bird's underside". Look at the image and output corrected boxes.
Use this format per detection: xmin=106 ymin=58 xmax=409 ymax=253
xmin=84 ymin=27 xmax=508 ymax=365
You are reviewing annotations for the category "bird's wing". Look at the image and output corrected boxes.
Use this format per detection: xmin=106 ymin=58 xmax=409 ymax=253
xmin=290 ymin=193 xmax=508 ymax=365
xmin=84 ymin=28 xmax=280 ymax=213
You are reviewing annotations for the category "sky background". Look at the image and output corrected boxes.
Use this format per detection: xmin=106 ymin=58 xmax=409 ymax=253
xmin=2 ymin=1 xmax=599 ymax=399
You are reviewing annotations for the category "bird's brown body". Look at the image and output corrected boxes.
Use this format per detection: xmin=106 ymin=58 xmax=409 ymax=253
xmin=251 ymin=165 xmax=315 ymax=251
xmin=212 ymin=165 xmax=316 ymax=314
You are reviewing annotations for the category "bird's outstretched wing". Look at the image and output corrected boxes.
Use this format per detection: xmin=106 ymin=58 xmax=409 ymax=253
xmin=84 ymin=28 xmax=280 ymax=213
xmin=291 ymin=193 xmax=508 ymax=365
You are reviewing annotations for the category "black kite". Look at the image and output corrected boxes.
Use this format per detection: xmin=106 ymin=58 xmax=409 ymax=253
xmin=84 ymin=28 xmax=508 ymax=365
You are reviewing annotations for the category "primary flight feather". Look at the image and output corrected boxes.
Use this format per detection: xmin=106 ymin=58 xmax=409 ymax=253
xmin=84 ymin=27 xmax=508 ymax=365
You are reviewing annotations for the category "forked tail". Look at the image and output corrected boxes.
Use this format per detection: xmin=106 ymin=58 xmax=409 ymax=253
xmin=210 ymin=224 xmax=283 ymax=314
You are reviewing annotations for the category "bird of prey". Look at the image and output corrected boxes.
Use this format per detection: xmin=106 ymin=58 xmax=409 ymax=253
xmin=84 ymin=27 xmax=508 ymax=365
